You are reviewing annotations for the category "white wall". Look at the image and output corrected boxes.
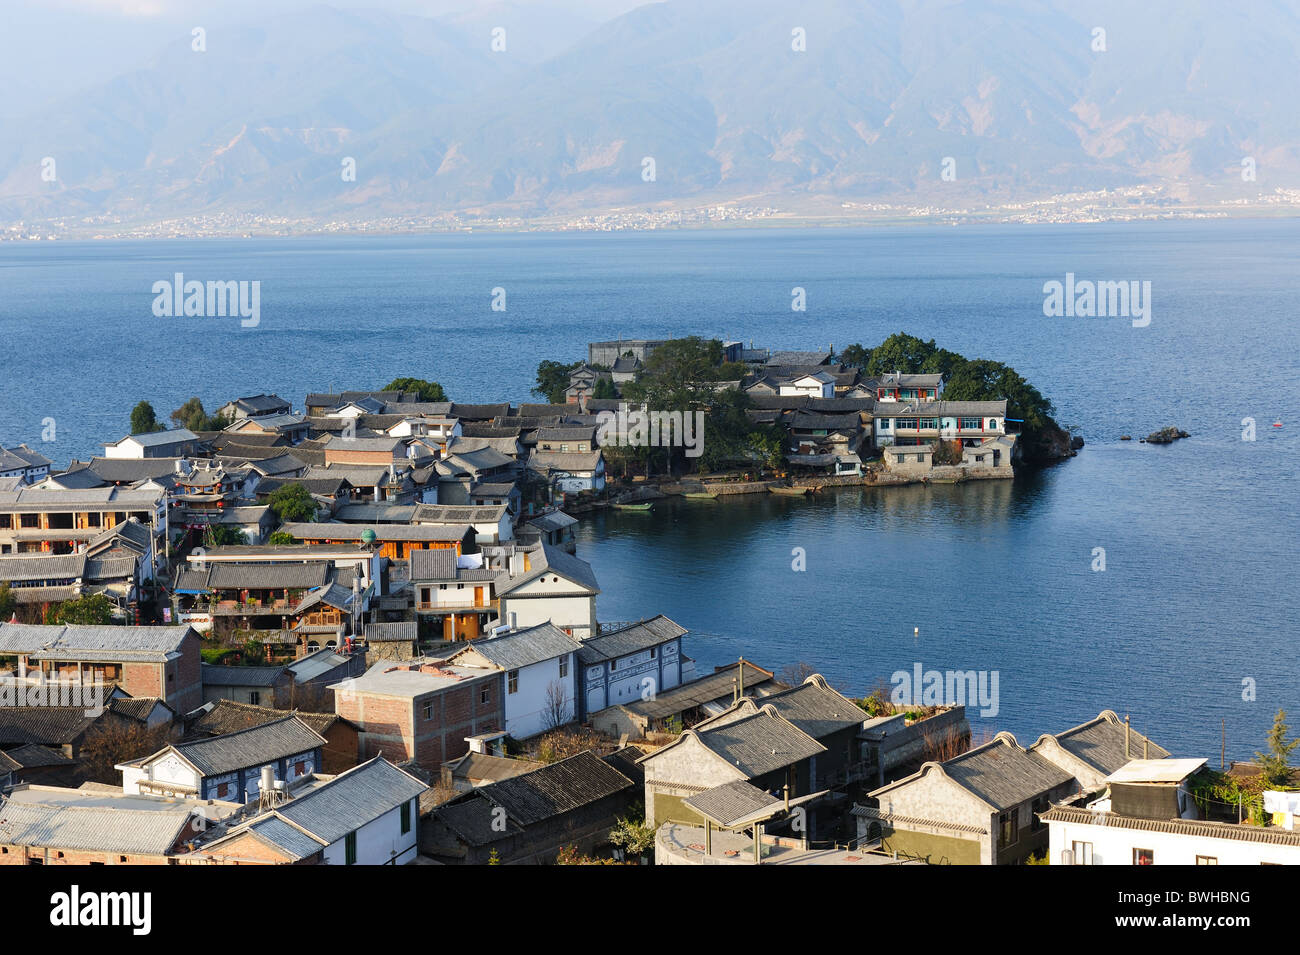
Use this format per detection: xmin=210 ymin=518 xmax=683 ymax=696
xmin=321 ymin=798 xmax=420 ymax=865
xmin=504 ymin=654 xmax=575 ymax=739
xmin=1048 ymin=818 xmax=1300 ymax=865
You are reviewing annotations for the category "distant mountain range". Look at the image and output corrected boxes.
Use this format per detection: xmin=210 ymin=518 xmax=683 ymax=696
xmin=4 ymin=0 xmax=1300 ymax=226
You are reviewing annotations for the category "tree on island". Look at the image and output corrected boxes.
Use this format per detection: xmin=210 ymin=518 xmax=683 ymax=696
xmin=1256 ymin=709 xmax=1298 ymax=789
xmin=267 ymin=483 xmax=319 ymax=523
xmin=841 ymin=332 xmax=1071 ymax=461
xmin=130 ymin=400 xmax=165 ymax=435
xmin=533 ymin=360 xmax=582 ymax=404
xmin=382 ymin=377 xmax=447 ymax=403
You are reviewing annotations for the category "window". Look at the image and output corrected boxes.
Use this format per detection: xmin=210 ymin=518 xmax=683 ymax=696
xmin=400 ymin=801 xmax=411 ymax=835
xmin=1031 ymin=796 xmax=1048 ymax=832
xmin=919 ymin=417 xmax=938 ymax=429
xmin=295 ymin=761 xmax=305 ymax=775
xmin=1070 ymin=841 xmax=1093 ymax=865
xmin=1133 ymin=848 xmax=1154 ymax=865
xmin=249 ymin=691 xmax=260 ymax=706
xmin=508 ymin=670 xmax=519 ymax=694
xmin=559 ymin=656 xmax=569 ymax=678
xmin=998 ymin=811 xmax=1016 ymax=849
xmin=1196 ymin=855 xmax=1218 ymax=865
xmin=345 ymin=831 xmax=357 ymax=865
xmin=423 ymin=701 xmax=434 ymax=720
xmin=959 ymin=417 xmax=982 ymax=430
xmin=480 ymin=686 xmax=490 ymax=705
xmin=896 ymin=418 xmax=918 ymax=430
xmin=987 ymin=419 xmax=999 ymax=429
xmin=217 ymin=782 xmax=229 ymax=798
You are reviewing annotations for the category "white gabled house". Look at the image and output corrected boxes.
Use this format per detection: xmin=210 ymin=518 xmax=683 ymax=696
xmin=446 ymin=622 xmax=583 ymax=740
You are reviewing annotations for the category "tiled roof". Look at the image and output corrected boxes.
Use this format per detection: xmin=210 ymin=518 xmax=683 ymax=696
xmin=756 ymin=677 xmax=865 ymax=739
xmin=107 ymin=697 xmax=171 ymax=724
xmin=877 ymin=733 xmax=1073 ymax=811
xmin=450 ymin=622 xmax=581 ymax=671
xmin=0 ymin=796 xmax=195 ymax=855
xmin=496 ymin=544 xmax=599 ymax=596
xmin=364 ymin=621 xmax=418 ymax=643
xmin=693 ymin=707 xmax=826 ymax=778
xmin=169 ymin=716 xmax=325 ymax=776
xmin=270 ymin=757 xmax=426 ymax=846
xmin=622 ymin=661 xmax=775 ymax=721
xmin=200 ymin=663 xmax=287 ymax=688
xmin=189 ymin=699 xmax=340 ymax=738
xmin=281 ymin=522 xmax=471 ymax=542
xmin=685 ymin=779 xmax=781 ymax=828
xmin=412 ymin=503 xmax=509 ymax=525
xmin=435 ymin=751 xmax=632 ymax=845
xmin=0 ymin=623 xmax=194 ymax=663
xmin=2 ymin=743 xmax=76 ymax=768
xmin=576 ymin=615 xmax=686 ymax=665
xmin=1039 ymin=710 xmax=1169 ymax=775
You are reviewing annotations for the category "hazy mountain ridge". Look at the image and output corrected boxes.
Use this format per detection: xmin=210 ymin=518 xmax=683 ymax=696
xmin=4 ymin=0 xmax=1300 ymax=225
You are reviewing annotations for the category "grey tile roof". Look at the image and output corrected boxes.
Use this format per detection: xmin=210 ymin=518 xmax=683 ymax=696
xmin=0 ymin=707 xmax=101 ymax=746
xmin=1046 ymin=712 xmax=1169 ymax=775
xmin=4 ymin=743 xmax=77 ymax=768
xmin=239 ymin=815 xmax=326 ymax=860
xmin=198 ymin=561 xmax=331 ymax=591
xmin=108 ymin=697 xmax=172 ymax=724
xmin=106 ymin=428 xmax=199 ymax=449
xmin=0 ymin=623 xmax=194 ymax=663
xmin=365 ymin=621 xmax=418 ymax=643
xmin=694 ymin=708 xmax=826 ymax=778
xmin=451 ymin=622 xmax=581 ymax=671
xmin=576 ymin=615 xmax=686 ymax=665
xmin=408 ymin=548 xmax=458 ymax=581
xmin=451 ymin=403 xmax=513 ymax=420
xmin=445 ymin=752 xmax=545 ymax=784
xmin=0 ymin=797 xmax=195 ymax=855
xmin=201 ymin=663 xmax=287 ymax=688
xmin=622 ymin=662 xmax=776 ymax=721
xmin=170 ymin=715 xmax=325 ymax=776
xmin=685 ymin=779 xmax=781 ymax=828
xmin=435 ymin=750 xmax=631 ymax=845
xmin=930 ymin=735 xmax=1074 ymax=811
xmin=496 ymin=544 xmax=599 ymax=596
xmin=526 ymin=511 xmax=577 ymax=534
xmin=270 ymin=757 xmax=426 ymax=845
xmin=757 ymin=677 xmax=865 ymax=740
xmin=334 ymin=503 xmax=417 ymax=523
xmin=188 ymin=699 xmax=340 ymax=738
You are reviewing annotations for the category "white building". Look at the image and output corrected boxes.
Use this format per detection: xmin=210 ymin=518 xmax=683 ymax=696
xmin=447 ymin=622 xmax=582 ymax=740
xmin=102 ymin=429 xmax=200 ymax=459
xmin=1043 ymin=758 xmax=1300 ymax=865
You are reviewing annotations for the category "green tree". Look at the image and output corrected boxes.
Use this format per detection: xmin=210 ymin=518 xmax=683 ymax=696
xmin=267 ymin=483 xmax=319 ymax=523
xmin=45 ymin=593 xmax=116 ymax=625
xmin=1257 ymin=709 xmax=1299 ymax=789
xmin=0 ymin=583 xmax=16 ymax=621
xmin=382 ymin=377 xmax=448 ymax=403
xmin=836 ymin=343 xmax=872 ymax=370
xmin=205 ymin=525 xmax=247 ymax=547
xmin=591 ymin=377 xmax=618 ymax=399
xmin=267 ymin=530 xmax=298 ymax=546
xmin=170 ymin=397 xmax=230 ymax=432
xmin=533 ymin=360 xmax=582 ymax=404
xmin=130 ymin=401 xmax=165 ymax=435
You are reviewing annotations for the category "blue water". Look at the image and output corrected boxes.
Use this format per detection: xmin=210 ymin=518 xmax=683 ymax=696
xmin=1 ymin=221 xmax=1296 ymax=759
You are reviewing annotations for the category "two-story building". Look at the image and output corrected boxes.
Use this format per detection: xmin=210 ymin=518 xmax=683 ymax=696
xmin=577 ymin=615 xmax=687 ymax=720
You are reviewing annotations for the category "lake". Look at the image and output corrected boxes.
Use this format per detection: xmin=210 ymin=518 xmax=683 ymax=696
xmin=1 ymin=220 xmax=1296 ymax=758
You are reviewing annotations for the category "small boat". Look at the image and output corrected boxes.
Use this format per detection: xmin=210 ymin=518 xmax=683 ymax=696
xmin=769 ymin=485 xmax=811 ymax=497
xmin=613 ymin=501 xmax=654 ymax=511
xmin=1273 ymin=421 xmax=1283 ymax=428
xmin=683 ymin=492 xmax=717 ymax=500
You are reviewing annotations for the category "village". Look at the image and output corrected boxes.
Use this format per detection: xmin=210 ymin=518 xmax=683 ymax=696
xmin=0 ymin=338 xmax=1295 ymax=866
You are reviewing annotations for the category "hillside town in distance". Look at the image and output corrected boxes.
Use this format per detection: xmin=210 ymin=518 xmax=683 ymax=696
xmin=0 ymin=337 xmax=1295 ymax=867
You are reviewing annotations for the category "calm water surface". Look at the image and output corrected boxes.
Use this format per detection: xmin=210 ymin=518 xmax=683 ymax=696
xmin=0 ymin=221 xmax=1296 ymax=757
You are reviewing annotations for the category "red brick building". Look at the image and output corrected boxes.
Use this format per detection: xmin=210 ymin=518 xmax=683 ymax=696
xmin=0 ymin=623 xmax=203 ymax=714
xmin=331 ymin=661 xmax=502 ymax=772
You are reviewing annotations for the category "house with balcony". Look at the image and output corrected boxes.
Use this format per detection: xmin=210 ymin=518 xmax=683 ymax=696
xmin=873 ymin=400 xmax=1009 ymax=450
xmin=409 ymin=548 xmax=501 ymax=642
xmin=869 ymin=372 xmax=943 ymax=403
xmin=278 ymin=521 xmax=476 ymax=561
xmin=0 ymin=622 xmax=203 ymax=714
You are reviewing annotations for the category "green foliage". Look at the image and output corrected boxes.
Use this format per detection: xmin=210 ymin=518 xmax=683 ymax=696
xmin=591 ymin=376 xmax=618 ymax=399
xmin=1025 ymin=852 xmax=1050 ymax=865
xmin=205 ymin=525 xmax=247 ymax=547
xmin=836 ymin=343 xmax=871 ymax=369
xmin=267 ymin=531 xmax=298 ymax=546
xmin=608 ymin=812 xmax=656 ymax=856
xmin=533 ymin=360 xmax=582 ymax=404
xmin=487 ymin=848 xmax=501 ymax=865
xmin=1257 ymin=709 xmax=1299 ymax=789
xmin=0 ymin=583 xmax=16 ymax=621
xmin=170 ymin=397 xmax=230 ymax=432
xmin=130 ymin=400 xmax=165 ymax=435
xmin=382 ymin=377 xmax=447 ymax=403
xmin=44 ymin=593 xmax=116 ymax=625
xmin=267 ymin=483 xmax=319 ymax=523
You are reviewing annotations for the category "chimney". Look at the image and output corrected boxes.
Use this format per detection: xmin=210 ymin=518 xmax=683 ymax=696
xmin=1125 ymin=714 xmax=1131 ymax=758
xmin=737 ymin=657 xmax=745 ymax=700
